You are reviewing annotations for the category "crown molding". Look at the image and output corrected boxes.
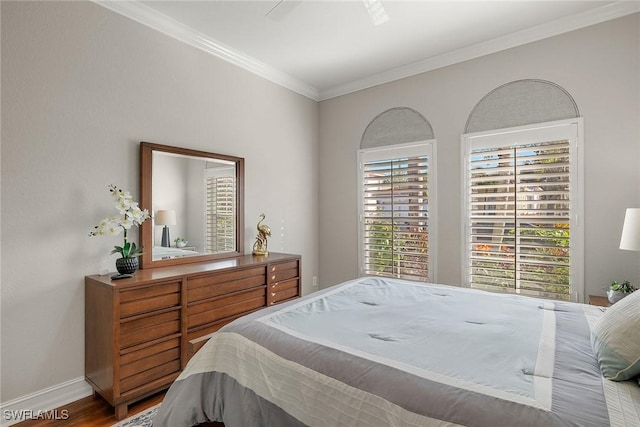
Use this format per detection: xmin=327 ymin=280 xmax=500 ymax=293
xmin=93 ymin=0 xmax=320 ymax=101
xmin=93 ymin=1 xmax=638 ymax=103
xmin=319 ymin=1 xmax=640 ymax=101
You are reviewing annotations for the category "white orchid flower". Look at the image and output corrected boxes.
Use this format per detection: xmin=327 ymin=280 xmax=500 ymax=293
xmin=106 ymin=223 xmax=122 ymax=236
xmin=90 ymin=185 xmax=150 ymax=259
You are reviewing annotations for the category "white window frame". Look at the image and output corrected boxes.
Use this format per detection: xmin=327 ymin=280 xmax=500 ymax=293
xmin=204 ymin=166 xmax=236 ymax=254
xmin=461 ymin=118 xmax=584 ymax=302
xmin=358 ymin=140 xmax=438 ymax=282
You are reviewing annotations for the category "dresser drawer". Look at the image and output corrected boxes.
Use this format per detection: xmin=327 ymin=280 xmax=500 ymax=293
xmin=120 ymin=336 xmax=180 ymax=365
xmin=270 ymin=285 xmax=300 ymax=305
xmin=186 ymin=309 xmax=260 ymax=344
xmin=268 ymin=265 xmax=299 ymax=283
xmin=269 ymin=278 xmax=299 ymax=293
xmin=268 ymin=260 xmax=299 ymax=274
xmin=120 ymin=282 xmax=180 ymax=318
xmin=187 ymin=287 xmax=266 ymax=329
xmin=120 ymin=344 xmax=180 ymax=380
xmin=187 ymin=267 xmax=266 ymax=303
xmin=119 ymin=359 xmax=181 ymax=394
xmin=120 ymin=309 xmax=180 ymax=349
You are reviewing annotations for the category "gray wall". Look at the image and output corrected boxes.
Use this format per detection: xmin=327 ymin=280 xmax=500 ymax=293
xmin=319 ymin=13 xmax=640 ymax=297
xmin=1 ymin=1 xmax=319 ymax=402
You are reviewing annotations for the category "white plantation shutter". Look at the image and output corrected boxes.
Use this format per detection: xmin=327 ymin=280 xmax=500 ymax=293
xmin=464 ymin=121 xmax=583 ymax=301
xmin=358 ymin=141 xmax=436 ymax=282
xmin=206 ymin=175 xmax=236 ymax=253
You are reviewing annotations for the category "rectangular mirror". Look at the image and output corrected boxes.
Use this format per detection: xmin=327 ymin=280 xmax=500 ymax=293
xmin=140 ymin=142 xmax=244 ymax=269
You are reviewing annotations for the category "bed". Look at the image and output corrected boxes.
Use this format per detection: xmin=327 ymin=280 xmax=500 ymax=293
xmin=154 ymin=277 xmax=640 ymax=426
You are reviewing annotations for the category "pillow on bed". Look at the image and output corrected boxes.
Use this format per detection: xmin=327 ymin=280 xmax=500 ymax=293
xmin=591 ymin=290 xmax=640 ymax=381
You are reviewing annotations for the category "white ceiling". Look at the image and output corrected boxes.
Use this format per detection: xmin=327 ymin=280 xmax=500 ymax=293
xmin=98 ymin=1 xmax=640 ymax=100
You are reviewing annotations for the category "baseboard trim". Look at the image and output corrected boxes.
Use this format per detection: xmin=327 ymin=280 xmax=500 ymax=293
xmin=0 ymin=377 xmax=92 ymax=427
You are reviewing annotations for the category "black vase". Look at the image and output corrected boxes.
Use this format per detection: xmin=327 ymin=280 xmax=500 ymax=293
xmin=115 ymin=257 xmax=139 ymax=275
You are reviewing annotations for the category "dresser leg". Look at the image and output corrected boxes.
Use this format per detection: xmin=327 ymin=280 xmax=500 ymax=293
xmin=115 ymin=403 xmax=128 ymax=420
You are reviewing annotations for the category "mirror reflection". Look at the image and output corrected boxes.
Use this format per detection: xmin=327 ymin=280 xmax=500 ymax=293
xmin=152 ymin=151 xmax=237 ymax=261
xmin=140 ymin=142 xmax=244 ymax=269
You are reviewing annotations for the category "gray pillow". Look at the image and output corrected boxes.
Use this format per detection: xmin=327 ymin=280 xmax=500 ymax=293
xmin=591 ymin=290 xmax=640 ymax=381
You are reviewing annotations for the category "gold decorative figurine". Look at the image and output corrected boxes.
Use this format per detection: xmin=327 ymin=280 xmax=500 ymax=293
xmin=252 ymin=213 xmax=271 ymax=256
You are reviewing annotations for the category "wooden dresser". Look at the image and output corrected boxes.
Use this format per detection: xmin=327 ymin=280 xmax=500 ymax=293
xmin=85 ymin=252 xmax=301 ymax=419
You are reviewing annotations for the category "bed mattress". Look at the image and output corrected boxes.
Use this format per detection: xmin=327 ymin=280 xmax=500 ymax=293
xmin=154 ymin=277 xmax=640 ymax=426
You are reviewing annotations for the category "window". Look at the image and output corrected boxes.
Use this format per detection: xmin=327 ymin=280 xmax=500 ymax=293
xmin=358 ymin=141 xmax=437 ymax=282
xmin=462 ymin=120 xmax=583 ymax=301
xmin=205 ymin=169 xmax=236 ymax=253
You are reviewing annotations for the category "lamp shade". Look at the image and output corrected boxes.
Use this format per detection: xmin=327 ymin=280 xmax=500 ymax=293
xmin=155 ymin=210 xmax=176 ymax=226
xmin=619 ymin=208 xmax=640 ymax=251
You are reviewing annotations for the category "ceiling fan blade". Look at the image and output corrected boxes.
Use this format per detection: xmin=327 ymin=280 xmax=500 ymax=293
xmin=362 ymin=0 xmax=389 ymax=26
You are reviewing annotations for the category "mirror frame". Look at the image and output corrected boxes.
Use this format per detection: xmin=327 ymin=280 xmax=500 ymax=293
xmin=139 ymin=142 xmax=245 ymax=269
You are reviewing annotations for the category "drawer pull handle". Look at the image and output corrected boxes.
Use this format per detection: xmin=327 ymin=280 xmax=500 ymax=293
xmin=271 ymin=292 xmax=276 ymax=297
xmin=271 ymin=275 xmax=276 ymax=280
xmin=271 ymin=267 xmax=276 ymax=272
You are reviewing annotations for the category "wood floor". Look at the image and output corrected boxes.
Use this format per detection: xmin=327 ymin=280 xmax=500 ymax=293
xmin=12 ymin=392 xmax=165 ymax=427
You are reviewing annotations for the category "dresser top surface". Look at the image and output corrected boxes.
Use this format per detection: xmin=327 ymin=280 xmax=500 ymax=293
xmin=86 ymin=252 xmax=300 ymax=289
